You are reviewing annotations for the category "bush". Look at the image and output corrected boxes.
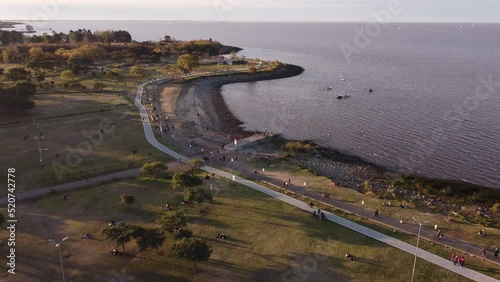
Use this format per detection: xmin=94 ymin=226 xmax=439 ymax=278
xmin=66 ymin=81 xmax=82 ymax=89
xmin=282 ymin=141 xmax=313 ymax=153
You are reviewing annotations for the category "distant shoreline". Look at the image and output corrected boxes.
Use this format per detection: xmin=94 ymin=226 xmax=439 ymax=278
xmin=0 ymin=21 xmax=22 ymax=29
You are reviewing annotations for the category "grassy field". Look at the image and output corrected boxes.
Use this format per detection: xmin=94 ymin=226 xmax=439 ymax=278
xmin=244 ymin=157 xmax=500 ymax=252
xmin=0 ymin=63 xmax=177 ymax=194
xmin=0 ymin=176 xmax=478 ymax=282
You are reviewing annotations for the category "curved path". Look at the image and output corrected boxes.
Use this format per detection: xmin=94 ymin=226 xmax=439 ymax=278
xmin=133 ymin=79 xmax=498 ymax=282
xmin=1 ymin=77 xmax=496 ymax=281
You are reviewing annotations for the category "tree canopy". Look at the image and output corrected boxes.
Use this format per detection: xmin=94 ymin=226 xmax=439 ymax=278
xmin=171 ymin=170 xmax=202 ymax=190
xmin=101 ymin=222 xmax=136 ymax=252
xmin=130 ymin=66 xmax=145 ymax=76
xmin=184 ymin=188 xmax=213 ymax=212
xmin=3 ymin=67 xmax=30 ymax=81
xmin=177 ymin=54 xmax=198 ymax=72
xmin=170 ymin=238 xmax=212 ymax=270
xmin=119 ymin=193 xmax=135 ymax=208
xmin=140 ymin=161 xmax=167 ymax=180
xmin=157 ymin=210 xmax=192 ymax=239
xmin=187 ymin=159 xmax=204 ymax=174
xmin=133 ymin=227 xmax=165 ymax=254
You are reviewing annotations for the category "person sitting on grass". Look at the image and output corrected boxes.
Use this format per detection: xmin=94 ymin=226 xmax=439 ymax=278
xmin=216 ymin=232 xmax=227 ymax=239
xmin=110 ymin=249 xmax=120 ymax=256
xmin=81 ymin=233 xmax=91 ymax=239
xmin=345 ymin=253 xmax=355 ymax=261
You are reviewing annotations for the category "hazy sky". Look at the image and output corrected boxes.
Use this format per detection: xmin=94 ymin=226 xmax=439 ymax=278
xmin=1 ymin=0 xmax=499 ymax=22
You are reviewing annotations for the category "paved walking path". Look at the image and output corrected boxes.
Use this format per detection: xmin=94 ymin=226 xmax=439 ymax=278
xmin=132 ymin=79 xmax=498 ymax=282
xmin=1 ymin=78 xmax=497 ymax=281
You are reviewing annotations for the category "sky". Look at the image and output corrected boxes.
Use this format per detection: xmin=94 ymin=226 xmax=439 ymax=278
xmin=0 ymin=0 xmax=499 ymax=23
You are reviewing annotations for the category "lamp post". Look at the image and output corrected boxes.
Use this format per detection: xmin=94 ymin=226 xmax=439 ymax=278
xmin=49 ymin=236 xmax=69 ymax=282
xmin=411 ymin=218 xmax=429 ymax=282
xmin=34 ymin=136 xmax=48 ymax=169
xmin=209 ymin=152 xmax=214 ymax=192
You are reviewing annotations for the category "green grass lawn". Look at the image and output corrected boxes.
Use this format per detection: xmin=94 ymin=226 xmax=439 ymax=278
xmin=0 ymin=64 xmax=174 ymax=193
xmin=0 ymin=177 xmax=477 ymax=282
xmin=245 ymin=157 xmax=500 ymax=254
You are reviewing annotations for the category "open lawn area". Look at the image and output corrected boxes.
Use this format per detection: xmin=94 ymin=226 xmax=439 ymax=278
xmin=0 ymin=177 xmax=475 ymax=282
xmin=0 ymin=107 xmax=172 ymax=195
xmin=243 ymin=157 xmax=500 ymax=250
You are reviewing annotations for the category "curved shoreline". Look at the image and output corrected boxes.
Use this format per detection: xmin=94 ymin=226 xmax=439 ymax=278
xmin=178 ymin=64 xmax=304 ymax=138
xmin=173 ymin=65 xmax=499 ymax=195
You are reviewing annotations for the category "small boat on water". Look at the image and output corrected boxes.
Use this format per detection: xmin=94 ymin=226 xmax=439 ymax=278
xmin=325 ymin=86 xmax=332 ymax=90
xmin=337 ymin=94 xmax=350 ymax=99
xmin=368 ymin=88 xmax=374 ymax=93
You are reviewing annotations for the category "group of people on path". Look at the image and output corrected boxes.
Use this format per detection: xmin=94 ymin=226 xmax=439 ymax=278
xmin=451 ymin=253 xmax=465 ymax=267
xmin=313 ymin=208 xmax=326 ymax=220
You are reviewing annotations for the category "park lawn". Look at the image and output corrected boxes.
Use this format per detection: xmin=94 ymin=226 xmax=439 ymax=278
xmin=244 ymin=157 xmax=500 ymax=253
xmin=0 ymin=177 xmax=473 ymax=282
xmin=0 ymin=108 xmax=172 ymax=195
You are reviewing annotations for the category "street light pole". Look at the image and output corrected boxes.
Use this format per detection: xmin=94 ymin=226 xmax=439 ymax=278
xmin=34 ymin=136 xmax=48 ymax=169
xmin=49 ymin=236 xmax=69 ymax=282
xmin=411 ymin=218 xmax=429 ymax=282
xmin=209 ymin=152 xmax=214 ymax=192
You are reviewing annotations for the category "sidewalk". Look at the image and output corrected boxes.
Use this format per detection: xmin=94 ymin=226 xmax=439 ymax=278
xmin=1 ymin=78 xmax=497 ymax=282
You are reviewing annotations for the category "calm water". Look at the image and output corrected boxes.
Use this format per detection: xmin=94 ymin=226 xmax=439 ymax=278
xmin=22 ymin=21 xmax=500 ymax=188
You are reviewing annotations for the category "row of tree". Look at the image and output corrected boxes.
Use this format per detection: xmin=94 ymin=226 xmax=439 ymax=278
xmin=102 ymin=204 xmax=211 ymax=269
xmin=0 ymin=29 xmax=132 ymax=45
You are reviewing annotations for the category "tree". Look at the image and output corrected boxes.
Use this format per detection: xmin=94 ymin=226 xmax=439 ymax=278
xmin=101 ymin=222 xmax=136 ymax=252
xmin=4 ymin=68 xmax=30 ymax=82
xmin=187 ymin=159 xmax=204 ymax=174
xmin=133 ymin=227 xmax=165 ymax=254
xmin=93 ymin=81 xmax=106 ymax=91
xmin=14 ymin=80 xmax=37 ymax=96
xmin=171 ymin=170 xmax=202 ymax=190
xmin=156 ymin=210 xmax=191 ymax=239
xmin=60 ymin=70 xmax=74 ymax=81
xmin=67 ymin=53 xmax=93 ymax=73
xmin=140 ymin=161 xmax=167 ymax=180
xmin=170 ymin=238 xmax=212 ymax=270
xmin=35 ymin=73 xmax=45 ymax=86
xmin=184 ymin=188 xmax=213 ymax=212
xmin=119 ymin=193 xmax=135 ymax=208
xmin=129 ymin=66 xmax=145 ymax=76
xmin=177 ymin=54 xmax=198 ymax=72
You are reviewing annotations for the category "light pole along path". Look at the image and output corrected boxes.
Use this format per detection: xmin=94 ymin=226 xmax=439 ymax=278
xmin=135 ymin=79 xmax=497 ymax=282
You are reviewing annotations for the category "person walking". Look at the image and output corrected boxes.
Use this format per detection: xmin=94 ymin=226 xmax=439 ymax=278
xmin=481 ymin=247 xmax=487 ymax=258
xmin=494 ymin=248 xmax=499 ymax=258
xmin=374 ymin=209 xmax=379 ymax=216
xmin=451 ymin=253 xmax=456 ymax=264
xmin=458 ymin=256 xmax=464 ymax=267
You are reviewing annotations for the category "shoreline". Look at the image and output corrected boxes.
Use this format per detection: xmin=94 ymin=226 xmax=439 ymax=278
xmin=173 ymin=65 xmax=499 ymax=195
xmin=176 ymin=64 xmax=304 ymax=139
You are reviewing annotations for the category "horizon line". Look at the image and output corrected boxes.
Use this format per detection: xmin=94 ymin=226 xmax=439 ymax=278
xmin=2 ymin=19 xmax=500 ymax=24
